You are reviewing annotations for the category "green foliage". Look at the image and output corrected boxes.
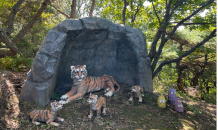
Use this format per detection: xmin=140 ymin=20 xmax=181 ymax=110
xmin=187 ymin=104 xmax=202 ymax=115
xmin=0 ymin=55 xmax=33 ymax=71
xmin=51 ymin=93 xmax=60 ymax=100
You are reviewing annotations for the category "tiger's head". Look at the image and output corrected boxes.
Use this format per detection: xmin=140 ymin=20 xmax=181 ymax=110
xmin=131 ymin=85 xmax=143 ymax=93
xmin=51 ymin=100 xmax=63 ymax=111
xmin=87 ymin=93 xmax=98 ymax=104
xmin=71 ymin=65 xmax=87 ymax=82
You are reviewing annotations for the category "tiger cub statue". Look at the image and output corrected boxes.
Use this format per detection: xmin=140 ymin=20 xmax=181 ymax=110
xmin=59 ymin=65 xmax=120 ymax=104
xmin=87 ymin=93 xmax=107 ymax=119
xmin=29 ymin=101 xmax=64 ymax=126
xmin=129 ymin=85 xmax=144 ymax=102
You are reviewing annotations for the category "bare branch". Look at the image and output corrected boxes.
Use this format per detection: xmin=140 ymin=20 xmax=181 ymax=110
xmin=151 ymin=0 xmax=161 ymax=26
xmin=170 ymin=22 xmax=216 ymax=25
xmin=49 ymin=3 xmax=70 ymax=18
xmin=6 ymin=0 xmax=25 ymax=36
xmin=152 ymin=29 xmax=216 ymax=79
xmin=0 ymin=27 xmax=18 ymax=55
xmin=151 ymin=0 xmax=214 ymax=72
xmin=151 ymin=0 xmax=173 ymax=71
xmin=166 ymin=0 xmax=214 ymax=41
xmin=12 ymin=0 xmax=50 ymax=45
xmin=169 ymin=0 xmax=185 ymax=17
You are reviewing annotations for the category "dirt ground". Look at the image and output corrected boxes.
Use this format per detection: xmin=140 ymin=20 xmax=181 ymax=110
xmin=0 ymin=70 xmax=216 ymax=130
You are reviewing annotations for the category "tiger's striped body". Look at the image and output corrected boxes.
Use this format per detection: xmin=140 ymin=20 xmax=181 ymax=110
xmin=60 ymin=65 xmax=120 ymax=104
xmin=29 ymin=101 xmax=64 ymax=126
xmin=87 ymin=93 xmax=107 ymax=118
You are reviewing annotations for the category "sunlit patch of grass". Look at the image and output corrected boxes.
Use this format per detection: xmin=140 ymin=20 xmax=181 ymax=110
xmin=180 ymin=119 xmax=196 ymax=130
xmin=4 ymin=80 xmax=20 ymax=129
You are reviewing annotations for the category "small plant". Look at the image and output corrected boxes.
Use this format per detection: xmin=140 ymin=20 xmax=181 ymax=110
xmin=51 ymin=93 xmax=60 ymax=100
xmin=187 ymin=104 xmax=201 ymax=115
xmin=74 ymin=110 xmax=77 ymax=114
xmin=149 ymin=113 xmax=152 ymax=116
xmin=106 ymin=120 xmax=112 ymax=126
xmin=36 ymin=102 xmax=41 ymax=109
xmin=26 ymin=120 xmax=30 ymax=123
xmin=172 ymin=121 xmax=177 ymax=128
xmin=0 ymin=55 xmax=33 ymax=71
xmin=83 ymin=98 xmax=86 ymax=103
xmin=41 ymin=124 xmax=46 ymax=128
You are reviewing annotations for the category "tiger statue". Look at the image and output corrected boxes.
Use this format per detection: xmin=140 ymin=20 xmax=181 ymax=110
xmin=29 ymin=101 xmax=64 ymax=126
xmin=87 ymin=93 xmax=107 ymax=119
xmin=59 ymin=65 xmax=120 ymax=104
xmin=129 ymin=85 xmax=143 ymax=102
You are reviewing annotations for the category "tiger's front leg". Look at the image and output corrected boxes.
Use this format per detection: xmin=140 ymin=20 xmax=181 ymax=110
xmin=96 ymin=109 xmax=101 ymax=119
xmin=129 ymin=92 xmax=134 ymax=101
xmin=88 ymin=106 xmax=93 ymax=118
xmin=61 ymin=93 xmax=85 ymax=104
xmin=57 ymin=117 xmax=64 ymax=122
xmin=32 ymin=120 xmax=40 ymax=125
xmin=59 ymin=86 xmax=77 ymax=104
xmin=46 ymin=119 xmax=60 ymax=126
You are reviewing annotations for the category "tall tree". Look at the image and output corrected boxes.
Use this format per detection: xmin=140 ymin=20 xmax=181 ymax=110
xmin=95 ymin=0 xmax=216 ymax=79
xmin=0 ymin=0 xmax=50 ymax=58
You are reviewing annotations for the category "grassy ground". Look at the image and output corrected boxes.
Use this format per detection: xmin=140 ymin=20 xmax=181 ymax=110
xmin=0 ymin=70 xmax=216 ymax=130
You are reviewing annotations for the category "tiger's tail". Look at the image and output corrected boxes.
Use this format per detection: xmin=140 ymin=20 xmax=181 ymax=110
xmin=109 ymin=76 xmax=120 ymax=95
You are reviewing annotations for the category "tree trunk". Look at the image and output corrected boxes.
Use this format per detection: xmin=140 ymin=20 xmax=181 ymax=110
xmin=191 ymin=54 xmax=208 ymax=86
xmin=89 ymin=0 xmax=95 ymax=17
xmin=70 ymin=0 xmax=77 ymax=19
xmin=122 ymin=0 xmax=127 ymax=25
xmin=176 ymin=61 xmax=185 ymax=92
xmin=192 ymin=72 xmax=201 ymax=86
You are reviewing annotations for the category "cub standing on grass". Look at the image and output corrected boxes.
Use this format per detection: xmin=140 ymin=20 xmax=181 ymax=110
xmin=129 ymin=85 xmax=144 ymax=102
xmin=59 ymin=65 xmax=120 ymax=104
xmin=29 ymin=101 xmax=64 ymax=126
xmin=87 ymin=93 xmax=107 ymax=119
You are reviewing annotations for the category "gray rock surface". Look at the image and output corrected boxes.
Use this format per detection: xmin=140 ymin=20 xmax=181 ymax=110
xmin=20 ymin=17 xmax=153 ymax=107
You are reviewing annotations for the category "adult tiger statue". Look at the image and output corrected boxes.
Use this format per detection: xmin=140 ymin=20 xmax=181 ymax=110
xmin=59 ymin=65 xmax=120 ymax=104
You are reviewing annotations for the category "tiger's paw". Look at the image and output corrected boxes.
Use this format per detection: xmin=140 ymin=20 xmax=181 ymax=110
xmin=59 ymin=100 xmax=69 ymax=104
xmin=96 ymin=116 xmax=101 ymax=119
xmin=138 ymin=99 xmax=142 ymax=102
xmin=55 ymin=123 xmax=60 ymax=127
xmin=88 ymin=115 xmax=92 ymax=118
xmin=104 ymin=88 xmax=110 ymax=93
xmin=104 ymin=91 xmax=113 ymax=97
xmin=129 ymin=98 xmax=133 ymax=101
xmin=35 ymin=122 xmax=40 ymax=125
xmin=60 ymin=95 xmax=69 ymax=100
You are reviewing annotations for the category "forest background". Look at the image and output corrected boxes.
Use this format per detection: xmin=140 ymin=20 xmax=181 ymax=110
xmin=0 ymin=0 xmax=216 ymax=103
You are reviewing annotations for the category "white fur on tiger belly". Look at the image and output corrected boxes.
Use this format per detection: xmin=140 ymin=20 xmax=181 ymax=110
xmin=104 ymin=91 xmax=113 ymax=97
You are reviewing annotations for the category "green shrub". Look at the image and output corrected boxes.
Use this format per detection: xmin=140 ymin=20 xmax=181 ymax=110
xmin=0 ymin=55 xmax=33 ymax=72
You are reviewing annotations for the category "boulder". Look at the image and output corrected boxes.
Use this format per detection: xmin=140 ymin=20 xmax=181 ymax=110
xmin=20 ymin=17 xmax=153 ymax=107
